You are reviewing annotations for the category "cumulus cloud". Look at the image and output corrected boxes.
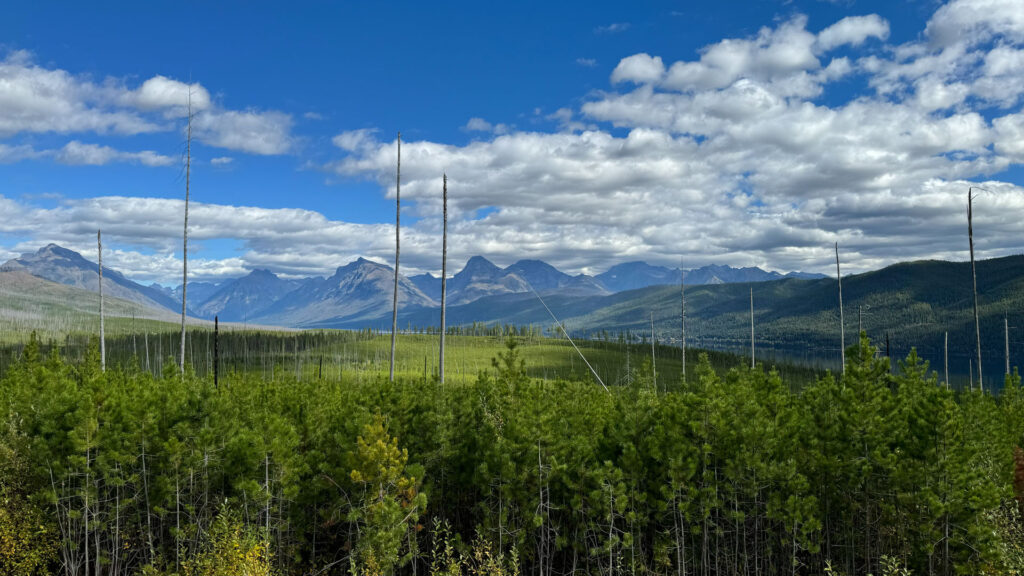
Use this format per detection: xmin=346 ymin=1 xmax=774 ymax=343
xmin=661 ymin=16 xmax=820 ymax=93
xmin=925 ymin=0 xmax=1024 ymax=48
xmin=123 ymin=75 xmax=212 ymax=113
xmin=0 ymin=51 xmax=161 ymax=137
xmin=460 ymin=117 xmax=510 ymax=134
xmin=463 ymin=117 xmax=493 ymax=132
xmin=864 ymin=1 xmax=1024 ymax=110
xmin=0 ymin=50 xmax=293 ymax=155
xmin=210 ymin=156 xmax=233 ymax=165
xmin=55 ymin=141 xmax=175 ymax=166
xmin=333 ymin=128 xmax=379 ymax=152
xmin=993 ymin=113 xmax=1024 ymax=162
xmin=816 ymin=15 xmax=890 ymax=51
xmin=611 ymin=53 xmax=665 ymax=84
xmin=0 ymin=143 xmax=45 ymax=164
xmin=192 ymin=109 xmax=293 ymax=155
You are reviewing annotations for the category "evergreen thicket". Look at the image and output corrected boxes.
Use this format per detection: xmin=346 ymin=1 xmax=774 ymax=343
xmin=1 ymin=333 xmax=1022 ymax=575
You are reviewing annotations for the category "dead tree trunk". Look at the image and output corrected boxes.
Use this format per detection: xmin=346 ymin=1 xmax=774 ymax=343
xmin=944 ymin=331 xmax=949 ymax=390
xmin=439 ymin=173 xmax=448 ymax=385
xmin=390 ymin=132 xmax=401 ymax=382
xmin=968 ymin=189 xmax=983 ymax=391
xmin=680 ymin=264 xmax=686 ymax=382
xmin=180 ymin=90 xmax=193 ymax=376
xmin=836 ymin=242 xmax=845 ymax=373
xmin=214 ymin=316 xmax=219 ymax=389
xmin=651 ymin=311 xmax=657 ymax=389
xmin=750 ymin=287 xmax=755 ymax=369
xmin=98 ymin=230 xmax=105 ymax=372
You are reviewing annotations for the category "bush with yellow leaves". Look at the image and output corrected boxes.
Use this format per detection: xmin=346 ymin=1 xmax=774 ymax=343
xmin=0 ymin=421 xmax=56 ymax=576
xmin=181 ymin=509 xmax=276 ymax=576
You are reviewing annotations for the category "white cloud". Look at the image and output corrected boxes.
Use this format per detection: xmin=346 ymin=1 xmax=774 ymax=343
xmin=661 ymin=16 xmax=820 ymax=93
xmin=0 ymin=51 xmax=161 ymax=137
xmin=912 ymin=75 xmax=969 ymax=111
xmin=611 ymin=53 xmax=665 ymax=84
xmin=192 ymin=109 xmax=293 ymax=155
xmin=55 ymin=141 xmax=174 ymax=166
xmin=546 ymin=107 xmax=594 ymax=132
xmin=0 ymin=194 xmax=406 ymax=282
xmin=816 ymin=15 xmax=890 ymax=51
xmin=0 ymin=51 xmax=294 ymax=155
xmin=993 ymin=113 xmax=1024 ymax=162
xmin=463 ymin=117 xmax=493 ymax=132
xmin=0 ymin=143 xmax=44 ymax=164
xmin=926 ymin=0 xmax=1024 ymax=48
xmin=576 ymin=58 xmax=597 ymax=68
xmin=210 ymin=156 xmax=233 ymax=165
xmin=124 ymin=75 xmax=212 ymax=113
xmin=332 ymin=128 xmax=378 ymax=152
xmin=460 ymin=118 xmax=510 ymax=135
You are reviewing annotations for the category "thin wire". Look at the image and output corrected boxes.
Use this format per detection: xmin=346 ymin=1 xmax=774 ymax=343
xmin=524 ymin=281 xmax=609 ymax=392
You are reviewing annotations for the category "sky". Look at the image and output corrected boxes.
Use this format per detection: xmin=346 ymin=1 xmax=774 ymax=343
xmin=0 ymin=0 xmax=1022 ymax=285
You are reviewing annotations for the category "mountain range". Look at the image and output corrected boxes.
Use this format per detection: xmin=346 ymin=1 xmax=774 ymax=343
xmin=1 ymin=244 xmax=1020 ymax=382
xmin=0 ymin=244 xmax=825 ymax=327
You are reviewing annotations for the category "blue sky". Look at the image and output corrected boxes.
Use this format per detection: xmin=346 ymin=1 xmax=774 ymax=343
xmin=1 ymin=0 xmax=1022 ymax=284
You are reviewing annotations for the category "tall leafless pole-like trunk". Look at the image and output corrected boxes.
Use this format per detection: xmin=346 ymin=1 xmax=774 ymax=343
xmin=98 ymin=229 xmax=105 ymax=372
xmin=968 ymin=189 xmax=983 ymax=392
xmin=214 ymin=316 xmax=219 ymax=389
xmin=1006 ymin=315 xmax=1011 ymax=376
xmin=944 ymin=331 xmax=949 ymax=390
xmin=180 ymin=91 xmax=193 ymax=376
xmin=836 ymin=242 xmax=845 ymax=373
xmin=439 ymin=173 xmax=448 ymax=385
xmin=750 ymin=287 xmax=755 ymax=369
xmin=680 ymin=264 xmax=686 ymax=382
xmin=387 ymin=131 xmax=399 ymax=381
xmin=389 ymin=132 xmax=401 ymax=382
xmin=650 ymin=311 xmax=657 ymax=388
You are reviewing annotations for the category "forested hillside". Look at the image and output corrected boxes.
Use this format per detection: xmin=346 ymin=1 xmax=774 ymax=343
xmin=394 ymin=255 xmax=1024 ymax=383
xmin=2 ymin=334 xmax=1023 ymax=575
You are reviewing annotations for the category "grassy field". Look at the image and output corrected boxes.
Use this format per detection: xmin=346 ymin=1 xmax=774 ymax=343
xmin=2 ymin=325 xmax=825 ymax=390
xmin=0 ymin=267 xmax=832 ymax=387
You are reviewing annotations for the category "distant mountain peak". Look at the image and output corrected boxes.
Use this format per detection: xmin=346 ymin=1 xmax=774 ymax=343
xmin=510 ymin=258 xmax=553 ymax=268
xmin=334 ymin=257 xmax=388 ymax=276
xmin=462 ymin=255 xmax=500 ymax=274
xmin=29 ymin=243 xmax=89 ymax=262
xmin=4 ymin=243 xmax=179 ymax=312
xmin=247 ymin=268 xmax=278 ymax=278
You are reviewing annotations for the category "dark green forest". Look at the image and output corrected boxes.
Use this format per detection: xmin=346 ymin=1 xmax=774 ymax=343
xmin=2 ymin=333 xmax=1024 ymax=576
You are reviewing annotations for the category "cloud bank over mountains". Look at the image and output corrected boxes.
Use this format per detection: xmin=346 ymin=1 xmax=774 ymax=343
xmin=1 ymin=0 xmax=1023 ymax=284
